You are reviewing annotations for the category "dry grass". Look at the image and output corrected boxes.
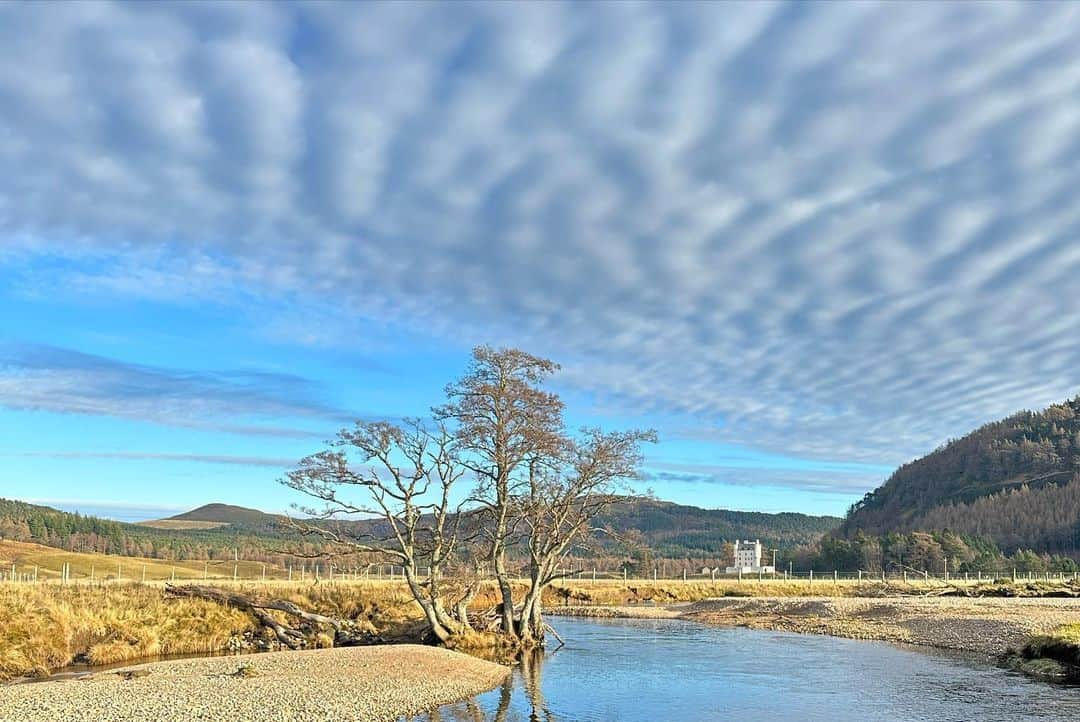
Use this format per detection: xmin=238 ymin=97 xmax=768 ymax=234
xmin=0 ymin=580 xmax=429 ymax=681
xmin=0 ymin=584 xmax=250 ymax=680
xmin=545 ymin=578 xmax=943 ymax=605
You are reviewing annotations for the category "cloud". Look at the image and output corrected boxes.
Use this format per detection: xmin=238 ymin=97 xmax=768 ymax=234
xmin=644 ymin=461 xmax=881 ymax=496
xmin=14 ymin=451 xmax=296 ymax=468
xmin=0 ymin=342 xmax=345 ymax=432
xmin=2 ymin=2 xmax=1080 ymax=472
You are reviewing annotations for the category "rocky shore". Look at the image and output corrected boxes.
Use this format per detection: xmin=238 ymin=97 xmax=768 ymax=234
xmin=551 ymin=596 xmax=1080 ymax=658
xmin=0 ymin=645 xmax=509 ymax=722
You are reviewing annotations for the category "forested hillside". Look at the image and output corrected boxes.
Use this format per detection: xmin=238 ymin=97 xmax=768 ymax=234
xmin=594 ymin=499 xmax=839 ymax=557
xmin=0 ymin=498 xmax=321 ymax=564
xmin=840 ymin=396 xmax=1080 ymax=559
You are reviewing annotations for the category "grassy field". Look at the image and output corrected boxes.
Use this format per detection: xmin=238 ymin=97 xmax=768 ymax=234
xmin=0 ymin=541 xmax=277 ymax=581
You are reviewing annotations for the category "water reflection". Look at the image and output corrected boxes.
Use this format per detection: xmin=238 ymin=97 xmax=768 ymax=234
xmin=425 ymin=649 xmax=547 ymax=722
xmin=412 ymin=617 xmax=1080 ymax=722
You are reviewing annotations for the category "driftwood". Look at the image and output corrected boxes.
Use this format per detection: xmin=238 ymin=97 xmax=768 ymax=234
xmin=165 ymin=584 xmax=376 ymax=649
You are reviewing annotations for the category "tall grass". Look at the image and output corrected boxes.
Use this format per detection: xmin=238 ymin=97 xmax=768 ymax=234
xmin=0 ymin=581 xmax=423 ymax=681
xmin=546 ymin=578 xmax=933 ymax=605
xmin=0 ymin=584 xmax=250 ymax=680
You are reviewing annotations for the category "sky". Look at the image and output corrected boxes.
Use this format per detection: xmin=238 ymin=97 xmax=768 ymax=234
xmin=2 ymin=1 xmax=1079 ymax=521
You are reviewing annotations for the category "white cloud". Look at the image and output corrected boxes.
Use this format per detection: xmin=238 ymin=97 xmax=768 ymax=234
xmin=2 ymin=1 xmax=1080 ymax=471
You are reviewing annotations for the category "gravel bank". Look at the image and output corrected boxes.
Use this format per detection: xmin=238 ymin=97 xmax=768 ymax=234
xmin=0 ymin=645 xmax=509 ymax=722
xmin=553 ymin=596 xmax=1080 ymax=657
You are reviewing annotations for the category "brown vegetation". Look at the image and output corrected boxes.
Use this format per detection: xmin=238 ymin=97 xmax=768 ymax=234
xmin=0 ymin=581 xmax=419 ymax=681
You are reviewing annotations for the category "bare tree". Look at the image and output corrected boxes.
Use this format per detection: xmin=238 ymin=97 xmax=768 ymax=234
xmin=281 ymin=346 xmax=655 ymax=649
xmin=281 ymin=418 xmax=472 ymax=643
xmin=438 ymin=347 xmax=655 ymax=646
xmin=436 ymin=346 xmax=567 ymax=637
xmin=515 ymin=428 xmax=657 ymax=644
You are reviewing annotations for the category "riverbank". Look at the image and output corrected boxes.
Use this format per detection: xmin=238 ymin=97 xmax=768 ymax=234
xmin=0 ymin=645 xmax=509 ymax=722
xmin=551 ymin=596 xmax=1080 ymax=657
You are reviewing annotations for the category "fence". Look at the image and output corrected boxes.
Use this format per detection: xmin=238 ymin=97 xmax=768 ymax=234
xmin=1 ymin=560 xmax=1077 ymax=586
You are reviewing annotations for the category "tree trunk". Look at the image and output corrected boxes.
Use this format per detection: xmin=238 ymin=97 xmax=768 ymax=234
xmin=494 ymin=552 xmax=517 ymax=638
xmin=165 ymin=584 xmax=372 ymax=648
xmin=403 ymin=566 xmax=454 ymax=643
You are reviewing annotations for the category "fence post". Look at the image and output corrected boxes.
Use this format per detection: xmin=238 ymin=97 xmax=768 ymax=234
xmin=623 ymin=567 xmax=627 ymax=581
xmin=809 ymin=569 xmax=813 ymax=588
xmin=653 ymin=567 xmax=657 ymax=581
xmin=683 ymin=569 xmax=687 ymax=582
xmin=834 ymin=570 xmax=838 ymax=583
xmin=233 ymin=565 xmax=238 ymax=581
xmin=204 ymin=562 xmax=208 ymax=580
xmin=262 ymin=565 xmax=266 ymax=582
xmin=142 ymin=566 xmax=146 ymax=584
xmin=288 ymin=566 xmax=293 ymax=582
xmin=858 ymin=570 xmax=862 ymax=582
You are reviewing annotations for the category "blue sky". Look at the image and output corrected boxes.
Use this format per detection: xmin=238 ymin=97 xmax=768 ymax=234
xmin=2 ymin=1 xmax=1079 ymax=520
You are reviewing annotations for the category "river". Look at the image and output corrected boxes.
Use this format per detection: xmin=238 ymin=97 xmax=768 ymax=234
xmin=417 ymin=617 xmax=1080 ymax=721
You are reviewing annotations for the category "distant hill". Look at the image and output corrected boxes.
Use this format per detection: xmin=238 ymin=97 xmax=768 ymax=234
xmin=0 ymin=497 xmax=302 ymax=565
xmin=594 ymin=499 xmax=840 ymax=557
xmin=161 ymin=503 xmax=283 ymax=530
xmin=842 ymin=396 xmax=1080 ymax=555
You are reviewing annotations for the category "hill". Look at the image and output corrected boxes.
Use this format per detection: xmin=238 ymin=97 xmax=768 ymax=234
xmin=841 ymin=395 xmax=1080 ymax=556
xmin=0 ymin=498 xmax=313 ymax=566
xmin=594 ymin=499 xmax=839 ymax=557
xmin=155 ymin=503 xmax=283 ymax=531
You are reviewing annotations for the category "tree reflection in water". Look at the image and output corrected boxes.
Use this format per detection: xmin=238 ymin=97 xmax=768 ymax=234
xmin=415 ymin=647 xmax=552 ymax=722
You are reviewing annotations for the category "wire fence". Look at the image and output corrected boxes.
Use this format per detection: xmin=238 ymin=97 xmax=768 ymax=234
xmin=2 ymin=561 xmax=1077 ymax=586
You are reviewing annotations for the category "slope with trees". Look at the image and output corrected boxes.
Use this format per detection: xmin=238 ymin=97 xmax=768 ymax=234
xmin=833 ymin=396 xmax=1080 ymax=568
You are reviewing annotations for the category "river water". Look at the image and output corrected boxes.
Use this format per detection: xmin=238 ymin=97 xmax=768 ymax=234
xmin=416 ymin=617 xmax=1080 ymax=721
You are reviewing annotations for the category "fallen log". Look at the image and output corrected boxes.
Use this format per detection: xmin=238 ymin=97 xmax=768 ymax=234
xmin=165 ymin=584 xmax=376 ymax=648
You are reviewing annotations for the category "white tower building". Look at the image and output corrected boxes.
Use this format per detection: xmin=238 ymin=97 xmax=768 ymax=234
xmin=725 ymin=539 xmax=775 ymax=574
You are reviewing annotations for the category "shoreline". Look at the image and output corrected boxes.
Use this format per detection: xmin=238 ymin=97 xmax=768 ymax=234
xmin=0 ymin=645 xmax=509 ymax=722
xmin=550 ymin=595 xmax=1080 ymax=659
